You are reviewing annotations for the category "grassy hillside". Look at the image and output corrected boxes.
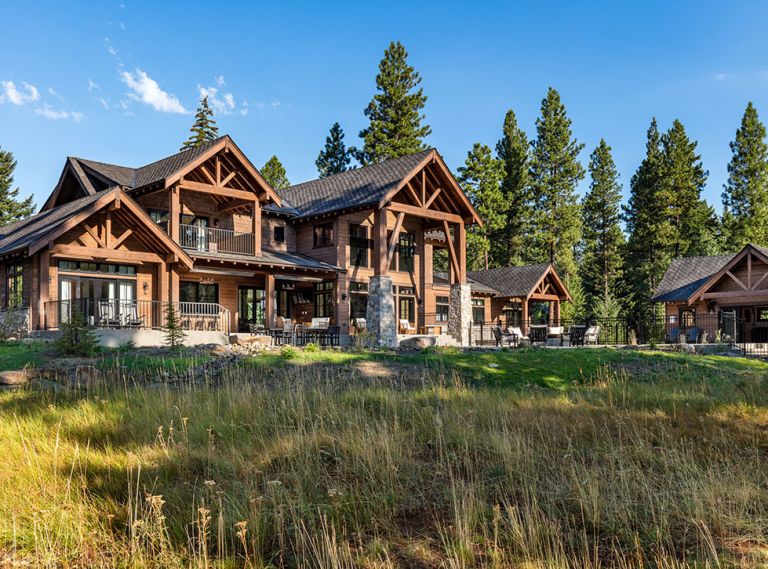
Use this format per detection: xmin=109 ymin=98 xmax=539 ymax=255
xmin=1 ymin=347 xmax=767 ymax=567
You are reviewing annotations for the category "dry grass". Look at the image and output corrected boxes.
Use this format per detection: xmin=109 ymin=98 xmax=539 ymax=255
xmin=1 ymin=351 xmax=767 ymax=568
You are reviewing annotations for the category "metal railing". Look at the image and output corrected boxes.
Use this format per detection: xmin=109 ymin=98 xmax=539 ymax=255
xmin=179 ymin=224 xmax=255 ymax=256
xmin=470 ymin=314 xmax=744 ymax=349
xmin=44 ymin=299 xmax=231 ymax=333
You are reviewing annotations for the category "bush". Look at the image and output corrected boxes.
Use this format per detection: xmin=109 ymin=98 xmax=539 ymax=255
xmin=352 ymin=330 xmax=376 ymax=352
xmin=280 ymin=345 xmax=297 ymax=359
xmin=55 ymin=310 xmax=99 ymax=356
xmin=303 ymin=342 xmax=320 ymax=353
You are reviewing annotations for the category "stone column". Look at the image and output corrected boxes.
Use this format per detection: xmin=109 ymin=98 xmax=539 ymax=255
xmin=449 ymin=283 xmax=472 ymax=346
xmin=366 ymin=275 xmax=397 ymax=348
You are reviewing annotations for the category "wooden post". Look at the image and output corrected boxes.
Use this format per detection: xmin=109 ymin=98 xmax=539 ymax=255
xmin=169 ymin=186 xmax=180 ymax=243
xmin=38 ymin=250 xmax=49 ymax=330
xmin=169 ymin=265 xmax=180 ymax=303
xmin=158 ymin=261 xmax=169 ymax=302
xmin=522 ymin=298 xmax=529 ymax=335
xmin=455 ymin=220 xmax=466 ymax=284
xmin=252 ymin=200 xmax=261 ymax=256
xmin=373 ymin=207 xmax=388 ymax=276
xmin=553 ymin=300 xmax=560 ymax=325
xmin=105 ymin=211 xmax=112 ymax=249
xmin=265 ymin=274 xmax=276 ymax=329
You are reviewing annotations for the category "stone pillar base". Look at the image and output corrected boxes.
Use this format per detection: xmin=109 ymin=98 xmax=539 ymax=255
xmin=449 ymin=283 xmax=472 ymax=346
xmin=366 ymin=275 xmax=397 ymax=348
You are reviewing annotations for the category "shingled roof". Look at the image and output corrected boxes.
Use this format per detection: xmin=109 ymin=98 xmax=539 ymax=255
xmin=469 ymin=264 xmax=554 ymax=298
xmin=432 ymin=271 xmax=501 ymax=295
xmin=187 ymin=248 xmax=343 ymax=272
xmin=652 ymin=253 xmax=738 ymax=302
xmin=0 ymin=190 xmax=110 ymax=256
xmin=278 ymin=150 xmax=433 ymax=218
xmin=72 ymin=136 xmax=227 ymax=191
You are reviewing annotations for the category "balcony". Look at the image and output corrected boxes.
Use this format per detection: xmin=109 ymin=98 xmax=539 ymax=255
xmin=179 ymin=224 xmax=255 ymax=256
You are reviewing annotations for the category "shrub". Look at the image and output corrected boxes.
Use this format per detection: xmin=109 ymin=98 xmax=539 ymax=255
xmin=352 ymin=330 xmax=376 ymax=352
xmin=280 ymin=345 xmax=297 ymax=359
xmin=303 ymin=342 xmax=320 ymax=353
xmin=163 ymin=302 xmax=186 ymax=349
xmin=55 ymin=310 xmax=99 ymax=356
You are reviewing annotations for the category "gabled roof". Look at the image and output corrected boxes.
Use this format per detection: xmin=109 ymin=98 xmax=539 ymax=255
xmin=653 ymin=253 xmax=739 ymax=302
xmin=188 ymin=248 xmax=343 ymax=272
xmin=469 ymin=263 xmax=556 ymax=298
xmin=0 ymin=190 xmax=110 ymax=256
xmin=433 ymin=271 xmax=500 ymax=295
xmin=278 ymin=150 xmax=434 ymax=218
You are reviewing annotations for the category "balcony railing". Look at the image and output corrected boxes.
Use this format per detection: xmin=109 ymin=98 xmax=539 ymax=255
xmin=44 ymin=299 xmax=231 ymax=333
xmin=179 ymin=224 xmax=255 ymax=256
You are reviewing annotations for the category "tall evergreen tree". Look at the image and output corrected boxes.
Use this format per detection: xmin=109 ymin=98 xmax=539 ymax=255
xmin=316 ymin=122 xmax=353 ymax=177
xmin=722 ymin=102 xmax=768 ymax=248
xmin=261 ymin=155 xmax=290 ymax=190
xmin=457 ymin=143 xmax=505 ymax=270
xmin=623 ymin=119 xmax=669 ymax=315
xmin=493 ymin=109 xmax=531 ymax=267
xmin=0 ymin=147 xmax=35 ymax=226
xmin=181 ymin=96 xmax=219 ymax=151
xmin=580 ymin=139 xmax=625 ymax=315
xmin=527 ymin=87 xmax=585 ymax=278
xmin=355 ymin=41 xmax=431 ymax=165
xmin=660 ymin=119 xmax=719 ymax=257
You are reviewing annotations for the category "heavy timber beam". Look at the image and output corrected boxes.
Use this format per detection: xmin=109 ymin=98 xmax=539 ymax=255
xmin=455 ymin=220 xmax=466 ymax=283
xmin=178 ymin=181 xmax=257 ymax=201
xmin=51 ymin=244 xmax=163 ymax=263
xmin=386 ymin=212 xmax=405 ymax=269
xmin=442 ymin=221 xmax=461 ymax=284
xmin=373 ymin=207 xmax=389 ymax=275
xmin=388 ymin=202 xmax=464 ymax=223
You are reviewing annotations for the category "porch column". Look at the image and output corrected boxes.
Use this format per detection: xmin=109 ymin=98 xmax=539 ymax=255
xmin=252 ymin=200 xmax=261 ymax=256
xmin=368 ymin=207 xmax=397 ymax=347
xmin=265 ymin=274 xmax=276 ymax=329
xmin=448 ymin=283 xmax=471 ymax=346
xmin=158 ymin=261 xmax=169 ymax=302
xmin=553 ymin=300 xmax=560 ymax=325
xmin=522 ymin=298 xmax=529 ymax=335
xmin=38 ymin=250 xmax=49 ymax=330
xmin=169 ymin=186 xmax=180 ymax=243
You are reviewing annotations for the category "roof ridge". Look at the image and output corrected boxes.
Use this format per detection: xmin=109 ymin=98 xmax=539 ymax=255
xmin=134 ymin=134 xmax=228 ymax=175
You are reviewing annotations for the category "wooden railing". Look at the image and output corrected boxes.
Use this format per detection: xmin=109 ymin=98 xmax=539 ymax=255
xmin=179 ymin=224 xmax=255 ymax=256
xmin=44 ymin=299 xmax=231 ymax=333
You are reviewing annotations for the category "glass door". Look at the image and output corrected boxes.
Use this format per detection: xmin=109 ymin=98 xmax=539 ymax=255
xmin=238 ymin=286 xmax=265 ymax=332
xmin=181 ymin=215 xmax=209 ymax=251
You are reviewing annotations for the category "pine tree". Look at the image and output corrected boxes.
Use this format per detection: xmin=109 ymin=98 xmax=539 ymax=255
xmin=580 ymin=139 xmax=625 ymax=316
xmin=528 ymin=87 xmax=585 ymax=278
xmin=457 ymin=143 xmax=505 ymax=270
xmin=163 ymin=302 xmax=186 ymax=349
xmin=0 ymin=147 xmax=35 ymax=226
xmin=493 ymin=110 xmax=530 ymax=267
xmin=660 ymin=120 xmax=719 ymax=257
xmin=316 ymin=122 xmax=353 ymax=177
xmin=180 ymin=96 xmax=219 ymax=151
xmin=261 ymin=155 xmax=290 ymax=190
xmin=722 ymin=102 xmax=768 ymax=248
xmin=55 ymin=309 xmax=99 ymax=356
xmin=623 ymin=119 xmax=669 ymax=316
xmin=355 ymin=41 xmax=431 ymax=165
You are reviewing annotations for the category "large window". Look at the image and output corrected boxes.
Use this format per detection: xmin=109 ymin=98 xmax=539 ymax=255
xmin=679 ymin=307 xmax=696 ymax=327
xmin=436 ymin=295 xmax=449 ymax=322
xmin=180 ymin=281 xmax=219 ymax=304
xmin=148 ymin=209 xmax=169 ymax=226
xmin=349 ymin=224 xmax=370 ymax=268
xmin=58 ymin=260 xmax=136 ymax=276
xmin=349 ymin=281 xmax=368 ymax=322
xmin=397 ymin=286 xmax=416 ymax=324
xmin=313 ymin=223 xmax=334 ymax=248
xmin=314 ymin=281 xmax=334 ymax=318
xmin=389 ymin=232 xmax=416 ymax=273
xmin=472 ymin=298 xmax=486 ymax=323
xmin=6 ymin=263 xmax=24 ymax=308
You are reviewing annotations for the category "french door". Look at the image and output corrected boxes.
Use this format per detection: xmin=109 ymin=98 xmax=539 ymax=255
xmin=238 ymin=286 xmax=266 ymax=332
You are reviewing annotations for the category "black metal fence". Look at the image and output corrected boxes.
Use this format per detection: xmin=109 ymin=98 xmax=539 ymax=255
xmin=267 ymin=326 xmax=341 ymax=347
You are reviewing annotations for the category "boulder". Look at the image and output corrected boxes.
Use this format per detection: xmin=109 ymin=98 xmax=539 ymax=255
xmin=232 ymin=335 xmax=272 ymax=347
xmin=399 ymin=335 xmax=437 ymax=351
xmin=675 ymin=343 xmax=696 ymax=355
xmin=0 ymin=368 xmax=31 ymax=385
xmin=211 ymin=344 xmax=231 ymax=354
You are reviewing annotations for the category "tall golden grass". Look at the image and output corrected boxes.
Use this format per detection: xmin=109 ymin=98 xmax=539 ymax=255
xmin=0 ymin=356 xmax=766 ymax=567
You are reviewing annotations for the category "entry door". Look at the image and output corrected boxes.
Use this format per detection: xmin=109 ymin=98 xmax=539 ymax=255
xmin=238 ymin=286 xmax=265 ymax=332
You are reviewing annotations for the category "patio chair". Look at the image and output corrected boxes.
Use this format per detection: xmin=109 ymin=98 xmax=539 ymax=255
xmin=97 ymin=300 xmax=120 ymax=328
xmin=352 ymin=318 xmax=366 ymax=333
xmin=399 ymin=319 xmax=416 ymax=334
xmin=507 ymin=326 xmax=529 ymax=347
xmin=666 ymin=327 xmax=680 ymax=343
xmin=492 ymin=326 xmax=516 ymax=347
xmin=547 ymin=325 xmax=564 ymax=343
xmin=584 ymin=325 xmax=600 ymax=345
xmin=569 ymin=325 xmax=587 ymax=346
xmin=122 ymin=302 xmax=145 ymax=328
xmin=683 ymin=327 xmax=700 ymax=343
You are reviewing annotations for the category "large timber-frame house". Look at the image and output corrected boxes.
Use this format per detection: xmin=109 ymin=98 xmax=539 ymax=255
xmin=0 ymin=136 xmax=571 ymax=346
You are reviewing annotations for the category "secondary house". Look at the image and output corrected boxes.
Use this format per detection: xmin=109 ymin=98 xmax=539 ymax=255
xmin=0 ymin=135 xmax=569 ymax=346
xmin=653 ymin=243 xmax=768 ymax=343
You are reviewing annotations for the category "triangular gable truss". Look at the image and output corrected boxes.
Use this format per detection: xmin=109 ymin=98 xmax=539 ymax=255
xmin=163 ymin=137 xmax=281 ymax=206
xmin=528 ymin=265 xmax=572 ymax=302
xmin=29 ymin=189 xmax=193 ymax=269
xmin=687 ymin=244 xmax=768 ymax=303
xmin=41 ymin=158 xmax=99 ymax=211
xmin=378 ymin=149 xmax=482 ymax=227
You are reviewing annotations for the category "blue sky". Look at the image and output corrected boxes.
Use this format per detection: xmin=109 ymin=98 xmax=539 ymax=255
xmin=1 ymin=1 xmax=767 ymax=212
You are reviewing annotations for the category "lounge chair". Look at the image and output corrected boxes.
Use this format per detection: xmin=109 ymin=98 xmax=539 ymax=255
xmin=666 ymin=327 xmax=680 ymax=343
xmin=683 ymin=327 xmax=700 ymax=343
xmin=547 ymin=325 xmax=564 ymax=344
xmin=353 ymin=318 xmax=366 ymax=333
xmin=97 ymin=300 xmax=121 ymax=328
xmin=569 ymin=325 xmax=587 ymax=346
xmin=121 ymin=302 xmax=145 ymax=328
xmin=399 ymin=319 xmax=416 ymax=334
xmin=492 ymin=326 xmax=516 ymax=347
xmin=507 ymin=326 xmax=529 ymax=347
xmin=584 ymin=325 xmax=600 ymax=345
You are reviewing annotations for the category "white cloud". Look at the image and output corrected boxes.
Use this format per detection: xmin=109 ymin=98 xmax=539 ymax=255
xmin=198 ymin=84 xmax=236 ymax=115
xmin=121 ymin=69 xmax=188 ymax=114
xmin=35 ymin=103 xmax=83 ymax=122
xmin=0 ymin=81 xmax=40 ymax=106
xmin=714 ymin=72 xmax=727 ymax=81
xmin=48 ymin=87 xmax=66 ymax=103
xmin=88 ymin=79 xmax=101 ymax=92
xmin=215 ymin=75 xmax=226 ymax=87
xmin=271 ymin=98 xmax=282 ymax=109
